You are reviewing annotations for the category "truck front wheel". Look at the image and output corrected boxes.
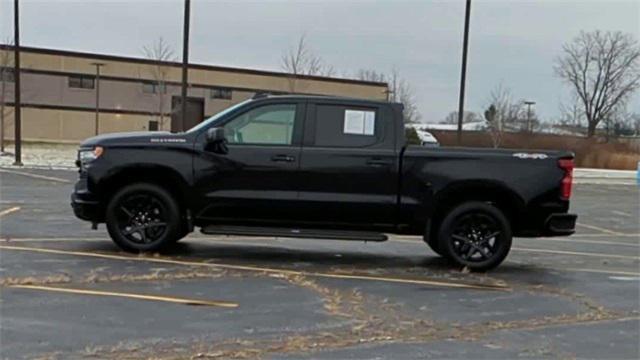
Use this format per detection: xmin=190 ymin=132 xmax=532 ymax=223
xmin=437 ymin=201 xmax=512 ymax=271
xmin=105 ymin=183 xmax=182 ymax=253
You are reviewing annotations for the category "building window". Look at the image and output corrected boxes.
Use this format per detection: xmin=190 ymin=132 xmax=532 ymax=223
xmin=211 ymin=87 xmax=232 ymax=100
xmin=68 ymin=75 xmax=95 ymax=89
xmin=148 ymin=120 xmax=159 ymax=131
xmin=142 ymin=82 xmax=167 ymax=94
xmin=0 ymin=67 xmax=15 ymax=82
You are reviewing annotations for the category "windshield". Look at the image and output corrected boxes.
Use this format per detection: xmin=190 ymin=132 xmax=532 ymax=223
xmin=187 ymin=99 xmax=252 ymax=133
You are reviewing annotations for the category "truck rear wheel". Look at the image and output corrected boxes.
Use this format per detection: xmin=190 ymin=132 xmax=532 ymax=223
xmin=437 ymin=201 xmax=512 ymax=271
xmin=105 ymin=183 xmax=182 ymax=252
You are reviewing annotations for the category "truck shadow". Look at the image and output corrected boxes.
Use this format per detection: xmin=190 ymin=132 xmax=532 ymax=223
xmin=166 ymin=241 xmax=454 ymax=270
xmin=72 ymin=238 xmax=547 ymax=278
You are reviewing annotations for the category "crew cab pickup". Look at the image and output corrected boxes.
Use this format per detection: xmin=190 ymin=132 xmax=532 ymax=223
xmin=71 ymin=95 xmax=577 ymax=270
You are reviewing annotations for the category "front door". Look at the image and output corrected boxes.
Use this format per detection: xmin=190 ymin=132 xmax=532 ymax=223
xmin=296 ymin=102 xmax=399 ymax=229
xmin=193 ymin=101 xmax=305 ymax=224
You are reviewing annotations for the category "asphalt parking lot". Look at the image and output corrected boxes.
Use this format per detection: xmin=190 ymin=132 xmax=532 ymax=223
xmin=0 ymin=168 xmax=638 ymax=359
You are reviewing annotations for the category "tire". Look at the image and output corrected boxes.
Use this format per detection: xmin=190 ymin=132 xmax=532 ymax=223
xmin=437 ymin=201 xmax=512 ymax=271
xmin=105 ymin=183 xmax=182 ymax=252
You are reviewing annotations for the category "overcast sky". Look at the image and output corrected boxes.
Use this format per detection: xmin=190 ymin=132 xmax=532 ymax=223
xmin=1 ymin=0 xmax=638 ymax=123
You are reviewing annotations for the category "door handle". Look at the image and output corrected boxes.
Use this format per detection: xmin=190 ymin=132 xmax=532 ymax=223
xmin=366 ymin=158 xmax=392 ymax=167
xmin=271 ymin=154 xmax=295 ymax=162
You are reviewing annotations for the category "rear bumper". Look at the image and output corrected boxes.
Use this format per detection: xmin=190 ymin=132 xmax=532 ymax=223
xmin=543 ymin=213 xmax=577 ymax=236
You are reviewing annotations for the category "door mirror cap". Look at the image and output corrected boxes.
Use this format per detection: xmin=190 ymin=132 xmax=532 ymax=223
xmin=206 ymin=127 xmax=225 ymax=143
xmin=205 ymin=127 xmax=228 ymax=154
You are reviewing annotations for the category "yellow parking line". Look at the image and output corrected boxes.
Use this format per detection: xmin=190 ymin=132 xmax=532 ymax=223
xmin=0 ymin=168 xmax=71 ymax=183
xmin=517 ymin=237 xmax=639 ymax=247
xmin=563 ymin=268 xmax=640 ymax=276
xmin=393 ymin=235 xmax=640 ymax=247
xmin=392 ymin=237 xmax=639 ymax=259
xmin=573 ymin=233 xmax=640 ymax=238
xmin=512 ymin=247 xmax=639 ymax=260
xmin=1 ymin=237 xmax=107 ymax=242
xmin=576 ymin=222 xmax=624 ymax=236
xmin=0 ymin=245 xmax=509 ymax=291
xmin=8 ymin=284 xmax=238 ymax=308
xmin=0 ymin=206 xmax=20 ymax=218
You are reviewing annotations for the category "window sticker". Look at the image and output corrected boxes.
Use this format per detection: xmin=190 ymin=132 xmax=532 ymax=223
xmin=344 ymin=110 xmax=375 ymax=135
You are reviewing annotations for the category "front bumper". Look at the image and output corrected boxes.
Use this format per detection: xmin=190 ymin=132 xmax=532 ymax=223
xmin=70 ymin=175 xmax=102 ymax=222
xmin=543 ymin=213 xmax=577 ymax=236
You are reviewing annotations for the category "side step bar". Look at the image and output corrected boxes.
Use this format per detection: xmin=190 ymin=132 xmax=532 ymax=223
xmin=201 ymin=225 xmax=388 ymax=242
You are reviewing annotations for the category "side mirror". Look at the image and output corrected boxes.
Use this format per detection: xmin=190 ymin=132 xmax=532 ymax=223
xmin=206 ymin=127 xmax=225 ymax=143
xmin=205 ymin=127 xmax=228 ymax=154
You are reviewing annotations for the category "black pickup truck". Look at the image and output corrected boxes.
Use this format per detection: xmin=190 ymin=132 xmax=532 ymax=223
xmin=72 ymin=94 xmax=576 ymax=270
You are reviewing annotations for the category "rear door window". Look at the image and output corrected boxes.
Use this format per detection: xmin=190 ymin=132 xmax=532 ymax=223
xmin=313 ymin=105 xmax=383 ymax=147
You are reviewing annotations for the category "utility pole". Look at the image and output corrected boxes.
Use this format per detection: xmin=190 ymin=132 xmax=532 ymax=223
xmin=180 ymin=0 xmax=191 ymax=132
xmin=384 ymin=87 xmax=394 ymax=102
xmin=91 ymin=62 xmax=105 ymax=136
xmin=524 ymin=100 xmax=535 ymax=133
xmin=456 ymin=0 xmax=472 ymax=146
xmin=13 ymin=0 xmax=22 ymax=166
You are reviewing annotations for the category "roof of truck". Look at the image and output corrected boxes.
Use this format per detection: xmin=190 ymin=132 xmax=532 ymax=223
xmin=251 ymin=93 xmax=401 ymax=107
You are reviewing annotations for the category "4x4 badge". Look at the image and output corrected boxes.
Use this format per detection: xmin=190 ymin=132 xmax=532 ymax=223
xmin=512 ymin=153 xmax=548 ymax=159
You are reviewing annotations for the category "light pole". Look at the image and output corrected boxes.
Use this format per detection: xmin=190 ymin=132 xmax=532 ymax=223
xmin=524 ymin=100 xmax=535 ymax=133
xmin=13 ymin=0 xmax=22 ymax=166
xmin=91 ymin=62 xmax=105 ymax=136
xmin=180 ymin=0 xmax=191 ymax=132
xmin=456 ymin=0 xmax=472 ymax=146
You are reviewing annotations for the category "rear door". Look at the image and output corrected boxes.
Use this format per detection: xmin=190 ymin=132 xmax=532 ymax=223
xmin=296 ymin=101 xmax=399 ymax=228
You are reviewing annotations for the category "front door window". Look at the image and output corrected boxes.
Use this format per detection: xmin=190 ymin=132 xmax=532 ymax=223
xmin=223 ymin=104 xmax=296 ymax=145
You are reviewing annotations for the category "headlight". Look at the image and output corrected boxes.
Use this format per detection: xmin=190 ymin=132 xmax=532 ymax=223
xmin=78 ymin=146 xmax=104 ymax=166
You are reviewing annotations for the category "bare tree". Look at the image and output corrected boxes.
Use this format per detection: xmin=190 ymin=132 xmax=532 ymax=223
xmin=555 ymin=30 xmax=640 ymax=137
xmin=355 ymin=69 xmax=386 ymax=83
xmin=484 ymin=104 xmax=502 ymax=148
xmin=142 ymin=37 xmax=175 ymax=130
xmin=356 ymin=68 xmax=421 ymax=123
xmin=441 ymin=111 xmax=479 ymax=124
xmin=558 ymin=94 xmax=585 ymax=127
xmin=1 ymin=40 xmax=14 ymax=154
xmin=483 ymin=84 xmax=526 ymax=147
xmin=281 ymin=34 xmax=334 ymax=93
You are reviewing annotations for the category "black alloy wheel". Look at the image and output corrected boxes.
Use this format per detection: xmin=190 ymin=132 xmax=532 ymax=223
xmin=116 ymin=193 xmax=168 ymax=244
xmin=438 ymin=202 xmax=512 ymax=271
xmin=106 ymin=183 xmax=181 ymax=252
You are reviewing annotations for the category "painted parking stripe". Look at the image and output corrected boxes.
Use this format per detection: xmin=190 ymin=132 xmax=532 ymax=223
xmin=392 ymin=237 xmax=640 ymax=259
xmin=516 ymin=237 xmax=640 ymax=247
xmin=0 ymin=168 xmax=71 ymax=183
xmin=572 ymin=233 xmax=640 ymax=238
xmin=6 ymin=238 xmax=640 ymax=258
xmin=0 ymin=206 xmax=20 ymax=218
xmin=561 ymin=268 xmax=640 ymax=276
xmin=393 ymin=235 xmax=640 ymax=247
xmin=576 ymin=222 xmax=624 ymax=236
xmin=0 ymin=245 xmax=509 ymax=291
xmin=512 ymin=247 xmax=639 ymax=260
xmin=9 ymin=284 xmax=238 ymax=308
xmin=2 ymin=239 xmax=638 ymax=277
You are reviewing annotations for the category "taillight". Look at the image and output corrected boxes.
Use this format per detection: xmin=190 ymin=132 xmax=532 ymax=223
xmin=558 ymin=158 xmax=574 ymax=200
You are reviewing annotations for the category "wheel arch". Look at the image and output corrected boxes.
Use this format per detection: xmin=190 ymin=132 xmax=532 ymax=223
xmin=429 ymin=180 xmax=525 ymax=237
xmin=97 ymin=164 xmax=191 ymax=217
